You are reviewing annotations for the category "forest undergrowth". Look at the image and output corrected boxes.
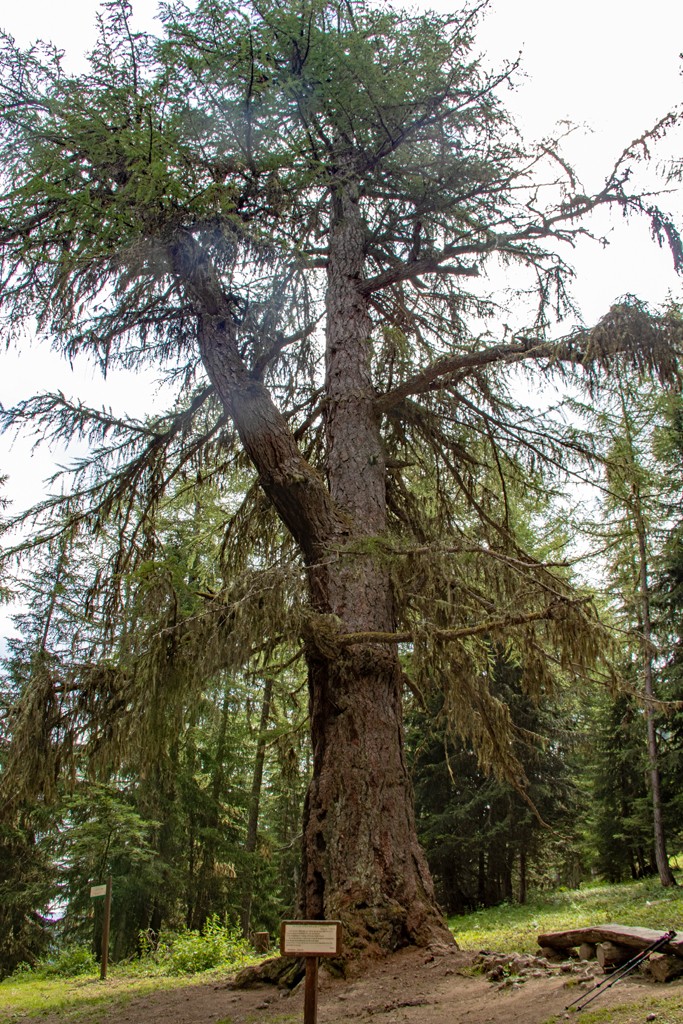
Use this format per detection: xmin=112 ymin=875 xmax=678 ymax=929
xmin=450 ymin=870 xmax=683 ymax=953
xmin=3 ymin=875 xmax=683 ymax=1024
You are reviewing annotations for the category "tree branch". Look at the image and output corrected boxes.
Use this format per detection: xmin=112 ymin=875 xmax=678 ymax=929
xmin=376 ymin=300 xmax=683 ymax=412
xmin=359 ymin=252 xmax=479 ymax=295
xmin=336 ymin=598 xmax=587 ymax=647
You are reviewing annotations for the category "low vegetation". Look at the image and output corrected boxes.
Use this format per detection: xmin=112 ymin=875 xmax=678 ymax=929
xmin=558 ymin=994 xmax=683 ymax=1024
xmin=450 ymin=874 xmax=683 ymax=1024
xmin=3 ymin=877 xmax=683 ymax=1024
xmin=0 ymin=917 xmax=260 ymax=1024
xmin=450 ymin=872 xmax=683 ymax=954
xmin=0 ymin=972 xmax=192 ymax=1024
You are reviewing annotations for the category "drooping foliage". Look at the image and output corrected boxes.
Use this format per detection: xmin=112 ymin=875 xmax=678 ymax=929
xmin=409 ymin=655 xmax=583 ymax=914
xmin=0 ymin=475 xmax=310 ymax=965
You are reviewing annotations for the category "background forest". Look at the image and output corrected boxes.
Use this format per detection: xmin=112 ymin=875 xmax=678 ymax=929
xmin=0 ymin=0 xmax=683 ymax=983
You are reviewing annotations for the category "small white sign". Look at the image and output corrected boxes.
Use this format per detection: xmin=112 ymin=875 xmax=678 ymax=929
xmin=90 ymin=884 xmax=107 ymax=898
xmin=280 ymin=920 xmax=342 ymax=956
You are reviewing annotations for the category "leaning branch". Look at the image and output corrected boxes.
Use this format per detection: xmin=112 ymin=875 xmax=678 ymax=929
xmin=359 ymin=252 xmax=480 ymax=295
xmin=376 ymin=336 xmax=546 ymax=411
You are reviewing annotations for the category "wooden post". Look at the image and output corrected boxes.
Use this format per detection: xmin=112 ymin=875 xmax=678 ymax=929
xmin=304 ymin=957 xmax=318 ymax=1024
xmin=279 ymin=919 xmax=342 ymax=1024
xmin=100 ymin=875 xmax=112 ymax=981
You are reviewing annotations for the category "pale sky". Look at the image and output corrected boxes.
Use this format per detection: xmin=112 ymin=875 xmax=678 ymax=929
xmin=1 ymin=0 xmax=682 ymax=643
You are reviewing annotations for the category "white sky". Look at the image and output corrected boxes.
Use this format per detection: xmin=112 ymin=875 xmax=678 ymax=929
xmin=1 ymin=0 xmax=682 ymax=644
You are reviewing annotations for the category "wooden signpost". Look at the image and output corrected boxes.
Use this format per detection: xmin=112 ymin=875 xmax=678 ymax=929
xmin=90 ymin=875 xmax=112 ymax=980
xmin=280 ymin=920 xmax=342 ymax=1024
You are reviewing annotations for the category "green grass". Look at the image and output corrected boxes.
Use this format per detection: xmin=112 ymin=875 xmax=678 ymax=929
xmin=452 ymin=873 xmax=683 ymax=1023
xmin=540 ymin=991 xmax=683 ymax=1024
xmin=0 ymin=971 xmax=195 ymax=1024
xmin=5 ymin=877 xmax=683 ymax=1024
xmin=0 ymin=951 xmax=265 ymax=1024
xmin=449 ymin=872 xmax=683 ymax=954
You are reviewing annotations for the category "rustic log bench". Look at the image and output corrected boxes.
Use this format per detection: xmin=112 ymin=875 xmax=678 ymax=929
xmin=538 ymin=924 xmax=683 ymax=974
xmin=538 ymin=924 xmax=682 ymax=957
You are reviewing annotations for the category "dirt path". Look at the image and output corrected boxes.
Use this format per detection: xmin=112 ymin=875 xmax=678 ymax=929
xmin=26 ymin=944 xmax=683 ymax=1024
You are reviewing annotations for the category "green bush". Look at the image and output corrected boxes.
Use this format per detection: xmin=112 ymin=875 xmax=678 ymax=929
xmin=8 ymin=918 xmax=256 ymax=981
xmin=152 ymin=916 xmax=253 ymax=976
xmin=29 ymin=944 xmax=98 ymax=978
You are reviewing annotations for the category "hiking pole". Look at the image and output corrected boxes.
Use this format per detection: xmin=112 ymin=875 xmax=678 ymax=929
xmin=566 ymin=929 xmax=676 ymax=1012
xmin=568 ymin=929 xmax=676 ymax=1012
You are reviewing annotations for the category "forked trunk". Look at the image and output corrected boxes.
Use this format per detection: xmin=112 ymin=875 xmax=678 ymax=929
xmin=180 ymin=168 xmax=450 ymax=955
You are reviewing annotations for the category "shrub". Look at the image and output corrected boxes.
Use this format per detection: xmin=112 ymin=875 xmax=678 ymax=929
xmin=153 ymin=916 xmax=253 ymax=976
xmin=30 ymin=944 xmax=98 ymax=978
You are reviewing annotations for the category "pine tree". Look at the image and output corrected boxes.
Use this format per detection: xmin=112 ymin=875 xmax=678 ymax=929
xmin=574 ymin=376 xmax=682 ymax=886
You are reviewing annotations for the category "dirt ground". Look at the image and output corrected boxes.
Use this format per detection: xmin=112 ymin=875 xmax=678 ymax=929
xmin=35 ymin=943 xmax=683 ymax=1024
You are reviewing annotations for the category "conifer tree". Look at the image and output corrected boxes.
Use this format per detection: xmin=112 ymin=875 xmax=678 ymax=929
xmin=575 ymin=377 xmax=680 ymax=886
xmin=1 ymin=0 xmax=681 ymax=951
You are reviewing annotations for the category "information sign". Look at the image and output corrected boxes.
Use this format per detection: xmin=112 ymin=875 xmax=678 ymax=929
xmin=280 ymin=920 xmax=342 ymax=957
xmin=90 ymin=884 xmax=107 ymax=898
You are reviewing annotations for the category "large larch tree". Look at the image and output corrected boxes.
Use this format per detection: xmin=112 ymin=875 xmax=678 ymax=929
xmin=1 ymin=0 xmax=681 ymax=954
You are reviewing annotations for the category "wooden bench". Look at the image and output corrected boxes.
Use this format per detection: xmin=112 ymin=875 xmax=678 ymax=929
xmin=537 ymin=923 xmax=683 ymax=961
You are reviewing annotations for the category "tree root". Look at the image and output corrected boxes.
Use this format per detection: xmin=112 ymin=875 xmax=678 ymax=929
xmin=232 ymin=955 xmax=306 ymax=989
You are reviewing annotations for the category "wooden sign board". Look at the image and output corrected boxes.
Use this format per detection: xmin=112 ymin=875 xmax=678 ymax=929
xmin=280 ymin=920 xmax=342 ymax=957
xmin=90 ymin=884 xmax=107 ymax=898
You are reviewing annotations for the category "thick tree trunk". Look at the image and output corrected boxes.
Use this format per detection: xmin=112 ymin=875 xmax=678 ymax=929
xmin=298 ymin=174 xmax=449 ymax=951
xmin=301 ymin=646 xmax=444 ymax=950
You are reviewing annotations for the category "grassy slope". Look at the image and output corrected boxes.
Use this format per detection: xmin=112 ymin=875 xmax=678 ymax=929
xmin=449 ymin=873 xmax=683 ymax=1024
xmin=449 ymin=874 xmax=683 ymax=953
xmin=0 ymin=972 xmax=197 ymax=1023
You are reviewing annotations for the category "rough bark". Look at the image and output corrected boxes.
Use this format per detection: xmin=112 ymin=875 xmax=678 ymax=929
xmin=301 ymin=646 xmax=444 ymax=951
xmin=298 ymin=174 xmax=449 ymax=951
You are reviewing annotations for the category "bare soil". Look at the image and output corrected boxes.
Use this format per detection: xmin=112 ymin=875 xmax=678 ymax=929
xmin=29 ymin=943 xmax=683 ymax=1024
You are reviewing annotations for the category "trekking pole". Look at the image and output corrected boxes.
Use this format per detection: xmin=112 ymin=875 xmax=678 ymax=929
xmin=565 ymin=930 xmax=673 ymax=1010
xmin=566 ymin=929 xmax=676 ymax=1012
